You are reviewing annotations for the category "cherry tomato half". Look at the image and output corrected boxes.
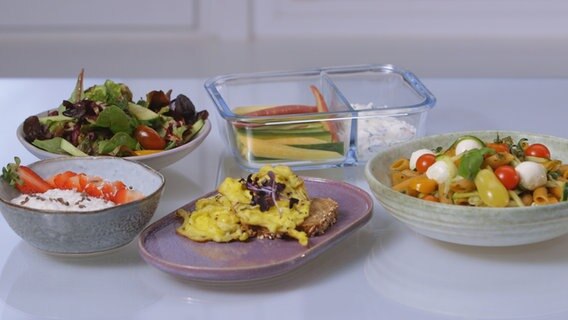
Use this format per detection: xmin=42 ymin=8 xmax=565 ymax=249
xmin=134 ymin=125 xmax=166 ymax=150
xmin=524 ymin=143 xmax=551 ymax=159
xmin=494 ymin=165 xmax=520 ymax=190
xmin=416 ymin=154 xmax=437 ymax=173
xmin=486 ymin=143 xmax=509 ymax=153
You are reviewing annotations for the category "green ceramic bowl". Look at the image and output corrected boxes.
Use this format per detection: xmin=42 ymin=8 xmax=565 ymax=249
xmin=365 ymin=130 xmax=568 ymax=246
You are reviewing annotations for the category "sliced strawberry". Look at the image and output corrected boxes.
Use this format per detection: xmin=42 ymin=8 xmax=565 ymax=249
xmin=63 ymin=173 xmax=89 ymax=192
xmin=84 ymin=182 xmax=104 ymax=198
xmin=101 ymin=183 xmax=115 ymax=199
xmin=1 ymin=157 xmax=53 ymax=194
xmin=51 ymin=171 xmax=77 ymax=189
xmin=101 ymin=181 xmax=126 ymax=201
xmin=112 ymin=180 xmax=127 ymax=191
xmin=113 ymin=188 xmax=144 ymax=204
xmin=86 ymin=175 xmax=103 ymax=185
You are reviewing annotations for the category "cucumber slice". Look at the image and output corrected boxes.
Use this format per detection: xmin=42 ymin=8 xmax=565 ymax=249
xmin=181 ymin=119 xmax=205 ymax=144
xmin=60 ymin=139 xmax=88 ymax=156
xmin=445 ymin=135 xmax=486 ymax=156
xmin=290 ymin=142 xmax=344 ymax=154
xmin=127 ymin=102 xmax=159 ymax=121
xmin=238 ymin=130 xmax=332 ymax=142
xmin=244 ymin=122 xmax=324 ymax=131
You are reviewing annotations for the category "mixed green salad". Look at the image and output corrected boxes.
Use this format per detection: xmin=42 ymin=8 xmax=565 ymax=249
xmin=22 ymin=70 xmax=208 ymax=157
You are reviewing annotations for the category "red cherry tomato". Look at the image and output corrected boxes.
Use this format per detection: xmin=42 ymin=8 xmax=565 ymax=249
xmin=494 ymin=165 xmax=520 ymax=190
xmin=416 ymin=154 xmax=437 ymax=173
xmin=486 ymin=143 xmax=509 ymax=153
xmin=134 ymin=125 xmax=166 ymax=150
xmin=524 ymin=143 xmax=551 ymax=159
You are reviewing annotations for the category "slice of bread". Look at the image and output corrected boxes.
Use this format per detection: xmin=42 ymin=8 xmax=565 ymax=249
xmin=298 ymin=198 xmax=339 ymax=236
xmin=242 ymin=197 xmax=339 ymax=240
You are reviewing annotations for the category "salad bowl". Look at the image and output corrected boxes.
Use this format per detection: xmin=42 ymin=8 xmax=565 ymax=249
xmin=17 ymin=115 xmax=211 ymax=171
xmin=0 ymin=157 xmax=165 ymax=255
xmin=16 ymin=70 xmax=211 ymax=171
xmin=365 ymin=130 xmax=568 ymax=247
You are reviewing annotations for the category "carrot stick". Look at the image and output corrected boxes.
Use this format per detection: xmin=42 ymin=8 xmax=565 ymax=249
xmin=309 ymin=85 xmax=339 ymax=142
xmin=240 ymin=104 xmax=317 ymax=117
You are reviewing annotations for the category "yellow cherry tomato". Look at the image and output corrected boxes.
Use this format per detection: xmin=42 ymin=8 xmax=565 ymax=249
xmin=474 ymin=169 xmax=510 ymax=207
xmin=407 ymin=176 xmax=438 ymax=194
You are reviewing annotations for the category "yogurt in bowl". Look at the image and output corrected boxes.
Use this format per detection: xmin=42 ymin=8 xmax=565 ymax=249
xmin=11 ymin=189 xmax=115 ymax=211
xmin=0 ymin=156 xmax=165 ymax=255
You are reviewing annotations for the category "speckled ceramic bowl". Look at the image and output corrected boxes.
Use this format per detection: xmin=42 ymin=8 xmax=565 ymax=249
xmin=365 ymin=131 xmax=568 ymax=246
xmin=16 ymin=114 xmax=211 ymax=170
xmin=0 ymin=157 xmax=165 ymax=255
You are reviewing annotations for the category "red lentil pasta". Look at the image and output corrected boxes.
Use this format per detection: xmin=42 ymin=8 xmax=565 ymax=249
xmin=390 ymin=135 xmax=568 ymax=207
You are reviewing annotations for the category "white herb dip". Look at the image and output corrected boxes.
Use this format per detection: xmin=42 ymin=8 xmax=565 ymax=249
xmin=353 ymin=103 xmax=417 ymax=160
xmin=11 ymin=189 xmax=115 ymax=211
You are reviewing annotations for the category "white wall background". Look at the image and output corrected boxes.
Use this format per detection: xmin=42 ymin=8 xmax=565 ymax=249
xmin=1 ymin=0 xmax=568 ymax=78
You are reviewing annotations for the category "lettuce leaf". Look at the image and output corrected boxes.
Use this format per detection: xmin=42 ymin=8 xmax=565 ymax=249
xmin=94 ymin=106 xmax=136 ymax=134
xmin=32 ymin=137 xmax=67 ymax=154
xmin=31 ymin=137 xmax=87 ymax=156
xmin=97 ymin=132 xmax=138 ymax=155
xmin=84 ymin=79 xmax=133 ymax=109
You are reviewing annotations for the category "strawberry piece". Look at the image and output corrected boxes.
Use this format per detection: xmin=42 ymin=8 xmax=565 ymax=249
xmin=112 ymin=180 xmax=127 ymax=191
xmin=1 ymin=157 xmax=53 ymax=194
xmin=51 ymin=171 xmax=77 ymax=189
xmin=113 ymin=188 xmax=144 ymax=204
xmin=63 ymin=173 xmax=88 ymax=192
xmin=84 ymin=183 xmax=104 ymax=198
xmin=101 ymin=183 xmax=115 ymax=200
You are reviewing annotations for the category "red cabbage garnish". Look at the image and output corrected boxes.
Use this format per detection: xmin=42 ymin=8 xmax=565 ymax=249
xmin=241 ymin=171 xmax=299 ymax=213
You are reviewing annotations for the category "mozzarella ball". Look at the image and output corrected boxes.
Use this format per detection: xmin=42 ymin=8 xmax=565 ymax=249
xmin=455 ymin=139 xmax=484 ymax=156
xmin=409 ymin=149 xmax=435 ymax=171
xmin=515 ymin=161 xmax=547 ymax=190
xmin=426 ymin=159 xmax=457 ymax=184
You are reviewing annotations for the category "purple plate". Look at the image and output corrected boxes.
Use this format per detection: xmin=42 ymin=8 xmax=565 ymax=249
xmin=138 ymin=177 xmax=373 ymax=282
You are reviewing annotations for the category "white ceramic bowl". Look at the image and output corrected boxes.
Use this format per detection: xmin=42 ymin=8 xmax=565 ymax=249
xmin=16 ymin=114 xmax=211 ymax=170
xmin=365 ymin=130 xmax=568 ymax=246
xmin=0 ymin=157 xmax=165 ymax=255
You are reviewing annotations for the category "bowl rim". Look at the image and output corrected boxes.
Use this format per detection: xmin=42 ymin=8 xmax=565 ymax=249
xmin=16 ymin=114 xmax=211 ymax=162
xmin=364 ymin=130 xmax=568 ymax=218
xmin=0 ymin=156 xmax=165 ymax=215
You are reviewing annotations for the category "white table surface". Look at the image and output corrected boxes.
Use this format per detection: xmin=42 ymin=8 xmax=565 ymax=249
xmin=1 ymin=77 xmax=568 ymax=320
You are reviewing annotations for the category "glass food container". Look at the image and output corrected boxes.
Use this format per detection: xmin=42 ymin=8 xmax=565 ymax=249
xmin=205 ymin=64 xmax=436 ymax=170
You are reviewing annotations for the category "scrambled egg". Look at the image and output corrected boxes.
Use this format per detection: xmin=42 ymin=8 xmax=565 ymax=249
xmin=176 ymin=165 xmax=311 ymax=245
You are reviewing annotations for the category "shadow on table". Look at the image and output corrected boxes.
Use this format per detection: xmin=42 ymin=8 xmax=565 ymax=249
xmin=0 ymin=240 xmax=161 ymax=319
xmin=364 ymin=223 xmax=568 ymax=319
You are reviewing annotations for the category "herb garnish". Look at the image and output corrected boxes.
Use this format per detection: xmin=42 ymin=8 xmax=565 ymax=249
xmin=241 ymin=171 xmax=298 ymax=213
xmin=458 ymin=147 xmax=495 ymax=180
xmin=510 ymin=138 xmax=528 ymax=160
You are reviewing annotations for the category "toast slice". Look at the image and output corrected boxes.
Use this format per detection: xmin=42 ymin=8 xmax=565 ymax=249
xmin=243 ymin=197 xmax=339 ymax=239
xmin=298 ymin=197 xmax=339 ymax=236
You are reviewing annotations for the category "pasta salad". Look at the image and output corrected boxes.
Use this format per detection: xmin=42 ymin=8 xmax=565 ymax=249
xmin=389 ymin=135 xmax=568 ymax=207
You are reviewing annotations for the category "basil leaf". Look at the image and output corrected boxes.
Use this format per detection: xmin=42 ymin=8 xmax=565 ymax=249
xmin=458 ymin=148 xmax=494 ymax=180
